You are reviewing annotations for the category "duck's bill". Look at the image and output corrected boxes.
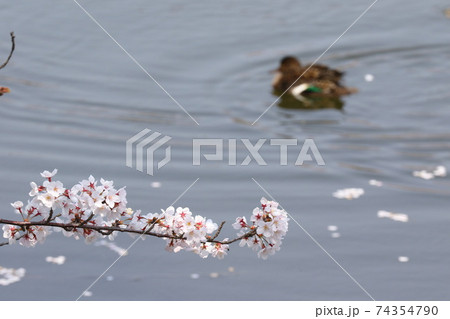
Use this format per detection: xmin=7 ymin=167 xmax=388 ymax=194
xmin=0 ymin=87 xmax=11 ymax=94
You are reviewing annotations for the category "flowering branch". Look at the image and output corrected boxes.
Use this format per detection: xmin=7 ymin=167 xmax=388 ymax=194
xmin=0 ymin=219 xmax=187 ymax=241
xmin=0 ymin=170 xmax=289 ymax=259
xmin=0 ymin=218 xmax=257 ymax=245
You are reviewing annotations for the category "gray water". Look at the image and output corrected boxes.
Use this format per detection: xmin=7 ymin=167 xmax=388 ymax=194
xmin=1 ymin=0 xmax=450 ymax=300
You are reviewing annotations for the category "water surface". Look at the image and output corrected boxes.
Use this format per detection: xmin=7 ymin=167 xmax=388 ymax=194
xmin=1 ymin=0 xmax=450 ymax=300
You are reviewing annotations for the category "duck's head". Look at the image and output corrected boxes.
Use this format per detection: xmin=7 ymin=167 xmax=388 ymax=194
xmin=277 ymin=56 xmax=302 ymax=73
xmin=0 ymin=87 xmax=10 ymax=96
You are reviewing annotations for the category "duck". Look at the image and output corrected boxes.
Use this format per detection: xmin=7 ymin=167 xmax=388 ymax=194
xmin=0 ymin=86 xmax=10 ymax=96
xmin=272 ymin=56 xmax=357 ymax=98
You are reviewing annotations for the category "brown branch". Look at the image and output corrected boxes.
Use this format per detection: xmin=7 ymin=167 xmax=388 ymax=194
xmin=77 ymin=213 xmax=94 ymax=227
xmin=0 ymin=232 xmax=26 ymax=247
xmin=98 ymin=229 xmax=114 ymax=236
xmin=210 ymin=228 xmax=257 ymax=245
xmin=0 ymin=217 xmax=258 ymax=247
xmin=146 ymin=217 xmax=161 ymax=233
xmin=0 ymin=218 xmax=180 ymax=239
xmin=0 ymin=32 xmax=15 ymax=70
xmin=210 ymin=221 xmax=225 ymax=241
xmin=45 ymin=208 xmax=54 ymax=224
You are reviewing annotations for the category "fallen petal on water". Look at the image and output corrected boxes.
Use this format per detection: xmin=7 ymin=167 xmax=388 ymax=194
xmin=327 ymin=225 xmax=338 ymax=232
xmin=398 ymin=256 xmax=409 ymax=263
xmin=190 ymin=273 xmax=200 ymax=280
xmin=412 ymin=166 xmax=447 ymax=180
xmin=369 ymin=179 xmax=383 ymax=187
xmin=433 ymin=166 xmax=447 ymax=177
xmin=45 ymin=256 xmax=66 ymax=265
xmin=151 ymin=182 xmax=162 ymax=188
xmin=364 ymin=74 xmax=374 ymax=82
xmin=378 ymin=210 xmax=409 ymax=223
xmin=333 ymin=188 xmax=364 ymax=200
xmin=0 ymin=266 xmax=26 ymax=286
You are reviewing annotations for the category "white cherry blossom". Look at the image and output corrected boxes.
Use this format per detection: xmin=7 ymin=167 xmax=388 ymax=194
xmin=40 ymin=169 xmax=57 ymax=179
xmin=43 ymin=180 xmax=65 ymax=197
xmin=10 ymin=201 xmax=23 ymax=210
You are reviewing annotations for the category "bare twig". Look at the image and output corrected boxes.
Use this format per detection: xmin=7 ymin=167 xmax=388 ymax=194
xmin=146 ymin=217 xmax=160 ymax=233
xmin=77 ymin=213 xmax=94 ymax=227
xmin=211 ymin=228 xmax=257 ymax=245
xmin=0 ymin=32 xmax=15 ymax=70
xmin=45 ymin=208 xmax=54 ymax=224
xmin=210 ymin=221 xmax=225 ymax=241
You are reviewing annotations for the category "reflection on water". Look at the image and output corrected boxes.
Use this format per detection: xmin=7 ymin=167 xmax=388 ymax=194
xmin=1 ymin=0 xmax=450 ymax=301
xmin=273 ymin=89 xmax=345 ymax=110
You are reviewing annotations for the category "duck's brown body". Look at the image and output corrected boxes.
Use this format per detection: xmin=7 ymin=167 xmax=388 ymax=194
xmin=272 ymin=56 xmax=357 ymax=97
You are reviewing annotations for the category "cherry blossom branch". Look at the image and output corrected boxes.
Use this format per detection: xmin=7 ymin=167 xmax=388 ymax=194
xmin=0 ymin=218 xmax=186 ymax=241
xmin=0 ymin=32 xmax=15 ymax=70
xmin=1 ymin=170 xmax=289 ymax=259
xmin=0 ymin=217 xmax=256 ymax=250
xmin=0 ymin=218 xmax=259 ymax=247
